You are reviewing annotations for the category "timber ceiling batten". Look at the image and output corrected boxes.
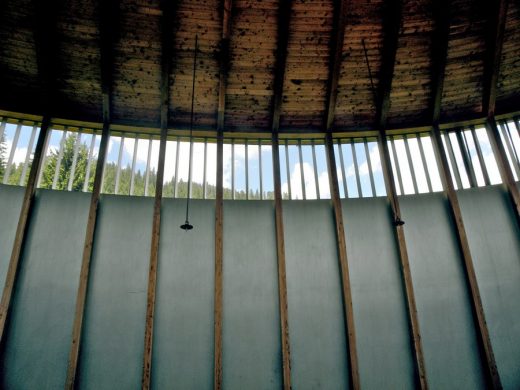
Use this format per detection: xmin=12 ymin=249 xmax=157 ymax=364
xmin=441 ymin=0 xmax=487 ymax=122
xmin=1 ymin=0 xmax=520 ymax=132
xmin=170 ymin=0 xmax=220 ymax=131
xmin=225 ymin=0 xmax=278 ymax=132
xmin=281 ymin=0 xmax=334 ymax=131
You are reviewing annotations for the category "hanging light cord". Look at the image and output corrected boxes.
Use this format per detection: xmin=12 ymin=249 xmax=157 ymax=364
xmin=362 ymin=39 xmax=403 ymax=225
xmin=362 ymin=39 xmax=377 ymax=104
xmin=182 ymin=35 xmax=198 ymax=230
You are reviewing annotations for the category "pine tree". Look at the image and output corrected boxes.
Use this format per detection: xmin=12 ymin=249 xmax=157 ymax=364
xmin=0 ymin=133 xmax=6 ymax=179
xmin=40 ymin=134 xmax=95 ymax=191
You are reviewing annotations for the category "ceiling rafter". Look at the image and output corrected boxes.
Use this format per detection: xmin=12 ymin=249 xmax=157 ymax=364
xmin=270 ymin=0 xmax=293 ymax=133
xmin=482 ymin=0 xmax=509 ymax=117
xmin=375 ymin=0 xmax=403 ymax=129
xmin=99 ymin=0 xmax=119 ymax=123
xmin=159 ymin=0 xmax=177 ymax=129
xmin=324 ymin=0 xmax=350 ymax=132
xmin=430 ymin=0 xmax=452 ymax=124
xmin=33 ymin=0 xmax=62 ymax=114
xmin=217 ymin=0 xmax=233 ymax=132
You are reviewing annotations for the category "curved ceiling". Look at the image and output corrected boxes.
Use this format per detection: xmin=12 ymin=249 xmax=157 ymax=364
xmin=0 ymin=0 xmax=518 ymax=133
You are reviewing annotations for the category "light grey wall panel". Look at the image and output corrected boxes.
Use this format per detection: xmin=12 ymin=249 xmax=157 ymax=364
xmin=0 ymin=184 xmax=24 ymax=291
xmin=458 ymin=186 xmax=520 ymax=389
xmin=78 ymin=195 xmax=153 ymax=390
xmin=400 ymin=193 xmax=485 ymax=389
xmin=283 ymin=201 xmax=349 ymax=390
xmin=152 ymin=199 xmax=214 ymax=389
xmin=341 ymin=197 xmax=414 ymax=389
xmin=2 ymin=189 xmax=89 ymax=390
xmin=222 ymin=201 xmax=281 ymax=389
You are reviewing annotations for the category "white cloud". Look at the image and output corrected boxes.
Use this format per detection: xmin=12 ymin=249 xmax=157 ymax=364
xmin=281 ymin=162 xmax=330 ymax=200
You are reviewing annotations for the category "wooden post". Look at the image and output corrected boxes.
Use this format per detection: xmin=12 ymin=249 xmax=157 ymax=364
xmin=214 ymin=129 xmax=224 ymax=390
xmin=272 ymin=134 xmax=292 ymax=390
xmin=377 ymin=129 xmax=428 ymax=390
xmin=141 ymin=130 xmax=167 ymax=389
xmin=141 ymin=0 xmax=175 ymax=386
xmin=325 ymin=133 xmax=360 ymax=390
xmin=0 ymin=116 xmax=51 ymax=343
xmin=430 ymin=124 xmax=503 ymax=389
xmin=486 ymin=117 xmax=520 ymax=226
xmin=65 ymin=120 xmax=110 ymax=389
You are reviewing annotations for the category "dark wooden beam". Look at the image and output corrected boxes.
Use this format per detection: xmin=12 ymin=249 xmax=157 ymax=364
xmin=430 ymin=124 xmax=503 ymax=389
xmin=325 ymin=133 xmax=360 ymax=390
xmin=375 ymin=1 xmax=428 ymax=388
xmin=214 ymin=2 xmax=232 ymax=389
xmin=269 ymin=1 xmax=293 ymax=388
xmin=270 ymin=0 xmax=292 ymax=132
xmin=483 ymin=0 xmax=509 ymax=117
xmin=65 ymin=1 xmax=118 ymax=388
xmin=376 ymin=0 xmax=402 ymax=129
xmin=0 ymin=116 xmax=50 ymax=343
xmin=430 ymin=0 xmax=452 ymax=124
xmin=324 ymin=0 xmax=349 ymax=131
xmin=141 ymin=1 xmax=176 ymax=388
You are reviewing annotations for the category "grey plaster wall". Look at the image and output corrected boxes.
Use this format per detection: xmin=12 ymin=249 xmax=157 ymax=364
xmin=342 ymin=197 xmax=414 ymax=389
xmin=284 ymin=200 xmax=350 ymax=390
xmin=2 ymin=189 xmax=89 ymax=390
xmin=400 ymin=193 xmax=486 ymax=389
xmin=458 ymin=186 xmax=520 ymax=389
xmin=222 ymin=200 xmax=281 ymax=389
xmin=0 ymin=184 xmax=24 ymax=292
xmin=152 ymin=199 xmax=214 ymax=389
xmin=78 ymin=195 xmax=153 ymax=390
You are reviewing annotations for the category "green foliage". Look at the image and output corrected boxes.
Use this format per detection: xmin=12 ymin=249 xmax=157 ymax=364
xmin=40 ymin=135 xmax=95 ymax=191
xmin=0 ymin=132 xmax=278 ymax=201
xmin=0 ymin=133 xmax=6 ymax=179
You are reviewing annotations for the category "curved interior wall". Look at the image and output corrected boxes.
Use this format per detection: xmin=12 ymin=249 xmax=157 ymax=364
xmin=0 ymin=184 xmax=519 ymax=389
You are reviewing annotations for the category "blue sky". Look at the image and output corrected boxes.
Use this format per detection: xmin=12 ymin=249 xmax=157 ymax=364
xmin=2 ymin=120 xmax=518 ymax=197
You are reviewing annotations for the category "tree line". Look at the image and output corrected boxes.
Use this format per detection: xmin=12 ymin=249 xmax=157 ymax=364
xmin=0 ymin=134 xmax=276 ymax=199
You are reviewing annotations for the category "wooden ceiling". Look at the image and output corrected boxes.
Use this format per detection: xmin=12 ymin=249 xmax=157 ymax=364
xmin=0 ymin=0 xmax=518 ymax=134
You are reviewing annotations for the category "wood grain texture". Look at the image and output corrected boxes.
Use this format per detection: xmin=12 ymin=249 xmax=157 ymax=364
xmin=65 ymin=120 xmax=110 ymax=390
xmin=483 ymin=0 xmax=509 ymax=116
xmin=65 ymin=2 xmax=116 ymax=387
xmin=272 ymin=135 xmax=292 ymax=390
xmin=377 ymin=130 xmax=428 ymax=390
xmin=430 ymin=124 xmax=503 ymax=389
xmin=214 ymin=130 xmax=224 ymax=390
xmin=1 ymin=0 xmax=520 ymax=132
xmin=375 ymin=3 xmax=428 ymax=386
xmin=141 ymin=0 xmax=175 ymax=387
xmin=325 ymin=133 xmax=360 ymax=390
